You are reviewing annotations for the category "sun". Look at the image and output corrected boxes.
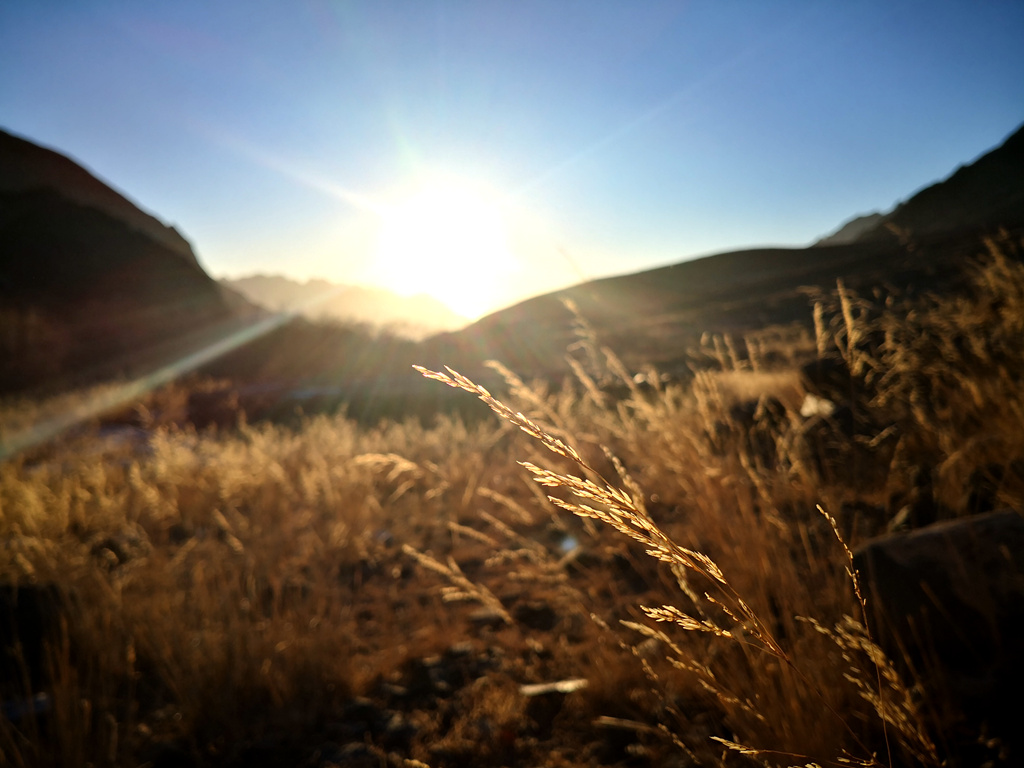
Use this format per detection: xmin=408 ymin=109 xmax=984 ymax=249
xmin=370 ymin=177 xmax=518 ymax=319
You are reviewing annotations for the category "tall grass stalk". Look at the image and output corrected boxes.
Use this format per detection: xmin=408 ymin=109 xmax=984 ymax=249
xmin=415 ymin=363 xmax=936 ymax=766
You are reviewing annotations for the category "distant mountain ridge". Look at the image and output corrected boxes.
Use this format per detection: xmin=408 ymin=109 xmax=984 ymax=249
xmin=422 ymin=123 xmax=1024 ymax=382
xmin=815 ymin=212 xmax=884 ymax=246
xmin=868 ymin=123 xmax=1024 ymax=241
xmin=222 ymin=274 xmax=467 ymax=338
xmin=2 ymin=122 xmax=1022 ymax=403
xmin=816 ymin=125 xmax=1024 ymax=247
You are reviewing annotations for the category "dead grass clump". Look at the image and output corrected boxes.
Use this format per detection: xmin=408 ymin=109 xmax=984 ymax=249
xmin=415 ymin=362 xmax=937 ymax=766
xmin=401 ymin=242 xmax=1024 ymax=765
xmin=0 ymin=409 xmax=527 ymax=766
xmin=812 ymin=237 xmax=1024 ymax=518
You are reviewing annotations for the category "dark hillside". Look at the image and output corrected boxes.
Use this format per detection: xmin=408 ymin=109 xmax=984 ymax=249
xmin=0 ymin=131 xmax=256 ymax=393
xmin=421 ymin=124 xmax=1024 ymax=383
xmin=0 ymin=128 xmax=196 ymax=264
xmin=866 ymin=123 xmax=1024 ymax=241
xmin=3 ymin=122 xmax=1021 ymax=410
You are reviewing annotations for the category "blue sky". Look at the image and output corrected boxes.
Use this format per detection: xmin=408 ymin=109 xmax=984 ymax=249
xmin=2 ymin=1 xmax=1023 ymax=317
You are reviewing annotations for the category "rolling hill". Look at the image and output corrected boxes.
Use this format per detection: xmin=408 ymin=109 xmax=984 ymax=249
xmin=420 ymin=123 xmax=1024 ymax=383
xmin=0 ymin=128 xmax=260 ymax=393
xmin=2 ymin=121 xmax=1021 ymax=409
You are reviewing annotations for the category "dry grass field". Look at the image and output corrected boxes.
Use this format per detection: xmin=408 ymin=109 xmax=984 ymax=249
xmin=1 ymin=241 xmax=1022 ymax=767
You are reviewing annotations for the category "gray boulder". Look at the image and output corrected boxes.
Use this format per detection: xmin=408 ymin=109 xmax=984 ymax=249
xmin=853 ymin=510 xmax=1024 ymax=765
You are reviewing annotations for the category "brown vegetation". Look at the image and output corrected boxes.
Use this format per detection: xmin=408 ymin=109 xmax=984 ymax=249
xmin=1 ymin=242 xmax=1022 ymax=767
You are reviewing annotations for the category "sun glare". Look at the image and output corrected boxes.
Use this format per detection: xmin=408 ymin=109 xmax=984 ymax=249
xmin=371 ymin=178 xmax=518 ymax=319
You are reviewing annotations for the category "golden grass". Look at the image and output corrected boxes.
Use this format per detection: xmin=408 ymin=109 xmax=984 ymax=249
xmin=1 ymin=242 xmax=1021 ymax=766
xmin=413 ymin=360 xmax=937 ymax=767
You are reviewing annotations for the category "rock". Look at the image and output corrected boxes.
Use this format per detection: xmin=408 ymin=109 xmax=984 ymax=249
xmin=853 ymin=510 xmax=1024 ymax=764
xmin=800 ymin=392 xmax=836 ymax=418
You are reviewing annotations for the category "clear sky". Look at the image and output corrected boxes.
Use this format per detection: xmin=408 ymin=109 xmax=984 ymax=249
xmin=2 ymin=1 xmax=1023 ymax=319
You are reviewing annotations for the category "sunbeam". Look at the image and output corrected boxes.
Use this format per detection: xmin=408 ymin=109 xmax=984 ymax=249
xmin=0 ymin=311 xmax=294 ymax=461
xmin=193 ymin=121 xmax=385 ymax=215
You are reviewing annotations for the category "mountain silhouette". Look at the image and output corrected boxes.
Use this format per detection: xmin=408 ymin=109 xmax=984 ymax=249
xmin=0 ymin=128 xmax=258 ymax=393
xmin=866 ymin=123 xmax=1024 ymax=242
xmin=814 ymin=212 xmax=884 ymax=246
xmin=422 ymin=123 xmax=1024 ymax=382
xmin=3 ymin=122 xmax=1022 ymax=404
xmin=0 ymin=129 xmax=197 ymax=265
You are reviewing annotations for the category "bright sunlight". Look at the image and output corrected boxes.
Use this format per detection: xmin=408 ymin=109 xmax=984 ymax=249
xmin=370 ymin=177 xmax=519 ymax=319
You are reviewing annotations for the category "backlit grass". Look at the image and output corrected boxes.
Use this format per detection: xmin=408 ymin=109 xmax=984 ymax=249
xmin=1 ymin=241 xmax=1021 ymax=767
